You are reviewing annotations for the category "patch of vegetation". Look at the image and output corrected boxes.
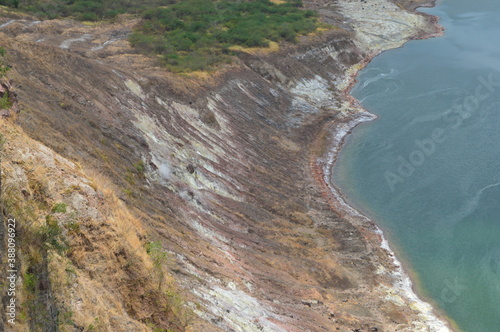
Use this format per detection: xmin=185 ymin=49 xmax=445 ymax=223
xmin=144 ymin=240 xmax=193 ymax=329
xmin=86 ymin=317 xmax=105 ymax=331
xmin=0 ymin=46 xmax=9 ymax=78
xmin=0 ymin=91 xmax=12 ymax=110
xmin=42 ymin=214 xmax=69 ymax=252
xmin=124 ymin=169 xmax=136 ymax=185
xmin=133 ymin=160 xmax=145 ymax=174
xmin=146 ymin=241 xmax=168 ymax=289
xmin=65 ymin=219 xmax=81 ymax=234
xmin=122 ymin=187 xmax=134 ymax=197
xmin=124 ymin=160 xmax=146 ymax=186
xmin=58 ymin=309 xmax=75 ymax=326
xmin=51 ymin=202 xmax=67 ymax=213
xmin=0 ymin=46 xmax=12 ymax=110
xmin=23 ymin=272 xmax=37 ymax=293
xmin=131 ymin=0 xmax=320 ymax=72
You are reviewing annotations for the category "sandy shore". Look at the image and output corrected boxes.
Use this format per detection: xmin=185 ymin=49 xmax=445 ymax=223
xmin=315 ymin=0 xmax=454 ymax=330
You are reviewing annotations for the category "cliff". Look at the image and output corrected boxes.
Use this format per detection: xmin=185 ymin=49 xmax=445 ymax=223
xmin=0 ymin=0 xmax=449 ymax=331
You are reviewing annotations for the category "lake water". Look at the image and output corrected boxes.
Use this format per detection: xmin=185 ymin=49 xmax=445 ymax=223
xmin=333 ymin=0 xmax=500 ymax=331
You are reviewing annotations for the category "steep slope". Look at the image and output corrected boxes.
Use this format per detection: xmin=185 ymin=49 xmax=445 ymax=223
xmin=0 ymin=0 xmax=450 ymax=331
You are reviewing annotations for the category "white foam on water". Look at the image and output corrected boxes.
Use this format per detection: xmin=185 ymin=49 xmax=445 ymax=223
xmin=324 ymin=118 xmax=452 ymax=331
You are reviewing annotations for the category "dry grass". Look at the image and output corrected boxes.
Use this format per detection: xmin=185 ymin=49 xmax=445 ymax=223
xmin=307 ymin=27 xmax=332 ymax=36
xmin=228 ymin=41 xmax=280 ymax=55
xmin=182 ymin=70 xmax=213 ymax=80
xmin=107 ymin=193 xmax=153 ymax=270
xmin=0 ymin=119 xmax=192 ymax=331
xmin=81 ymin=167 xmax=117 ymax=196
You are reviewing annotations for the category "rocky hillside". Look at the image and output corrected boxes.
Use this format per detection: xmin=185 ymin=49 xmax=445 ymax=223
xmin=0 ymin=0 xmax=450 ymax=331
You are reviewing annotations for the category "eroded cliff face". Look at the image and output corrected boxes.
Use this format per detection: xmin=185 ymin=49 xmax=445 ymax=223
xmin=0 ymin=0 xmax=449 ymax=331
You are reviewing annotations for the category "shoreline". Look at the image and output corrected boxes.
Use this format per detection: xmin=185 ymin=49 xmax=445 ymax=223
xmin=313 ymin=1 xmax=454 ymax=331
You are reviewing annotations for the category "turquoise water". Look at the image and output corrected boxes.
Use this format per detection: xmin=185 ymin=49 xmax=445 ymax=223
xmin=334 ymin=1 xmax=500 ymax=331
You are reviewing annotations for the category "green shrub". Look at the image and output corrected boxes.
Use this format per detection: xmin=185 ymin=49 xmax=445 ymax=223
xmin=0 ymin=92 xmax=12 ymax=110
xmin=133 ymin=160 xmax=145 ymax=174
xmin=133 ymin=0 xmax=320 ymax=71
xmin=51 ymin=203 xmax=67 ymax=213
xmin=78 ymin=12 xmax=100 ymax=21
xmin=24 ymin=272 xmax=37 ymax=293
xmin=42 ymin=215 xmax=68 ymax=252
xmin=0 ymin=46 xmax=9 ymax=78
xmin=0 ymin=0 xmax=19 ymax=8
